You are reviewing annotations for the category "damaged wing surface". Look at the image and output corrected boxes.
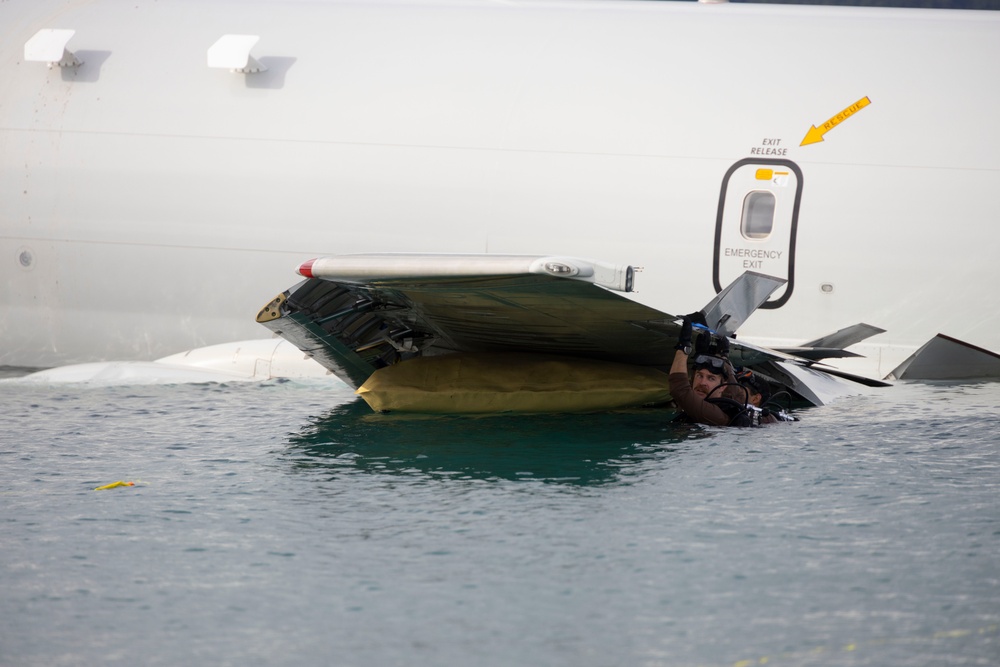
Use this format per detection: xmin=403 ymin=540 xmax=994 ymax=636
xmin=256 ymin=253 xmax=871 ymax=411
xmin=257 ymin=254 xmax=677 ymax=389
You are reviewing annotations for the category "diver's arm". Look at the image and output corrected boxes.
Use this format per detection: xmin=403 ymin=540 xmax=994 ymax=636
xmin=670 ymin=349 xmax=689 ymax=375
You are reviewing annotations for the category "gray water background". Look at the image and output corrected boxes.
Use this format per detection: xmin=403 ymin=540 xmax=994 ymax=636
xmin=1 ymin=375 xmax=998 ymax=666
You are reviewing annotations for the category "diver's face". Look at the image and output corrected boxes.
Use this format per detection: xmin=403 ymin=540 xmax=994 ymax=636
xmin=692 ymin=368 xmax=722 ymax=397
xmin=747 ymin=391 xmax=763 ymax=407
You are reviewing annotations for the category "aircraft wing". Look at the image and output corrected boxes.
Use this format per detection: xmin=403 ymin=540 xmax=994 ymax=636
xmin=256 ymin=253 xmax=875 ymax=406
xmin=257 ymin=254 xmax=680 ymax=388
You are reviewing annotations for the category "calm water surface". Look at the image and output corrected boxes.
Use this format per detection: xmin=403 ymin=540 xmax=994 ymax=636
xmin=1 ymin=376 xmax=998 ymax=666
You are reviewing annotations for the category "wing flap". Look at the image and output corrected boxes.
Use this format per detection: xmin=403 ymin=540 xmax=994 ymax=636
xmin=774 ymin=323 xmax=887 ymax=361
xmin=700 ymin=271 xmax=786 ymax=336
xmin=802 ymin=323 xmax=886 ymax=349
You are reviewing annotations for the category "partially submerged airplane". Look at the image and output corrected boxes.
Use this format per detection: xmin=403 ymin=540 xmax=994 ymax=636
xmin=2 ymin=0 xmax=999 ymax=411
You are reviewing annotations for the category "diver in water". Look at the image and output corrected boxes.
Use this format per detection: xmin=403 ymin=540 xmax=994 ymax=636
xmin=668 ymin=314 xmax=742 ymax=426
xmin=669 ymin=314 xmax=795 ymax=427
xmin=735 ymin=368 xmax=797 ymax=424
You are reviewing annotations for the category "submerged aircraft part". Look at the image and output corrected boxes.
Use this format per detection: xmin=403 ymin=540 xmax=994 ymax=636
xmin=257 ymin=254 xmax=671 ymax=391
xmin=888 ymin=334 xmax=1000 ymax=381
xmin=258 ymin=254 xmax=878 ymax=412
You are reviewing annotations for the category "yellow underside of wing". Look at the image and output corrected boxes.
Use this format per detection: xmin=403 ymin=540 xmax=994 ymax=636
xmin=356 ymin=353 xmax=671 ymax=413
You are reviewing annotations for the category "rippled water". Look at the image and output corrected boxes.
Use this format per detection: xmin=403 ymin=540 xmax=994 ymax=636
xmin=1 ymin=376 xmax=998 ymax=666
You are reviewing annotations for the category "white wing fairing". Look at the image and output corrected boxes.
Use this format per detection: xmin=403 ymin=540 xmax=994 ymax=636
xmin=299 ymin=254 xmax=636 ymax=293
xmin=258 ymin=254 xmax=877 ymax=412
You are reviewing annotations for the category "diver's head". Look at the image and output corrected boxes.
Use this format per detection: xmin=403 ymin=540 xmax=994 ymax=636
xmin=736 ymin=369 xmax=769 ymax=407
xmin=691 ymin=354 xmax=725 ymax=397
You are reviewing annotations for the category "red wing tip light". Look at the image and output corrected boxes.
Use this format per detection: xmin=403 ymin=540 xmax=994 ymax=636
xmin=298 ymin=259 xmax=317 ymax=278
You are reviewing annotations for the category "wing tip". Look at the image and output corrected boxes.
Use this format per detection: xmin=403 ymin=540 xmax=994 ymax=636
xmin=298 ymin=258 xmax=317 ymax=278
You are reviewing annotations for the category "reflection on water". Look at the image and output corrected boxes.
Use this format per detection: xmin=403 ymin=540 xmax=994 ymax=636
xmin=285 ymin=401 xmax=710 ymax=485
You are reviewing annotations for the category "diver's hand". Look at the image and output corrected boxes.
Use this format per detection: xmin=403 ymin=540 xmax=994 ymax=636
xmin=695 ymin=330 xmax=711 ymax=356
xmin=675 ymin=316 xmax=693 ymax=354
xmin=684 ymin=311 xmax=708 ymax=328
xmin=715 ymin=334 xmax=730 ymax=358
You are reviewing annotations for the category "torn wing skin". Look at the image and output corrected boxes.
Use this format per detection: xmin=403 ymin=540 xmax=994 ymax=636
xmin=255 ymin=254 xmax=877 ymax=406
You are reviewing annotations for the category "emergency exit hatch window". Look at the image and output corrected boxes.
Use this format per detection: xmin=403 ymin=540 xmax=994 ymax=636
xmin=741 ymin=191 xmax=775 ymax=239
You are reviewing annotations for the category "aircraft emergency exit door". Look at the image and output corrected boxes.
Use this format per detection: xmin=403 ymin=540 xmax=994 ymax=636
xmin=713 ymin=158 xmax=802 ymax=309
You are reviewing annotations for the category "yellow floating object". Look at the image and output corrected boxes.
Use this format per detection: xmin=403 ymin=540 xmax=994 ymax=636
xmin=355 ymin=353 xmax=672 ymax=413
xmin=94 ymin=481 xmax=135 ymax=491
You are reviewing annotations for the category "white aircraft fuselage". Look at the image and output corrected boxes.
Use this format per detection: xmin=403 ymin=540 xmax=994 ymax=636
xmin=2 ymin=0 xmax=999 ymax=380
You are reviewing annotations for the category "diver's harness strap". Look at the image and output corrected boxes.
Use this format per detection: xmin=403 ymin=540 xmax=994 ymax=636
xmin=705 ymin=383 xmax=798 ymax=427
xmin=705 ymin=396 xmax=761 ymax=427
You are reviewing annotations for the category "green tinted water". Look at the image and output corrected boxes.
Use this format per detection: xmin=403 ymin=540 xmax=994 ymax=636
xmin=1 ymin=379 xmax=997 ymax=666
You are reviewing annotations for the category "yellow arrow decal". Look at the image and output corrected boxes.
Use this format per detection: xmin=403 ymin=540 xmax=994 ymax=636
xmin=800 ymin=96 xmax=871 ymax=146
